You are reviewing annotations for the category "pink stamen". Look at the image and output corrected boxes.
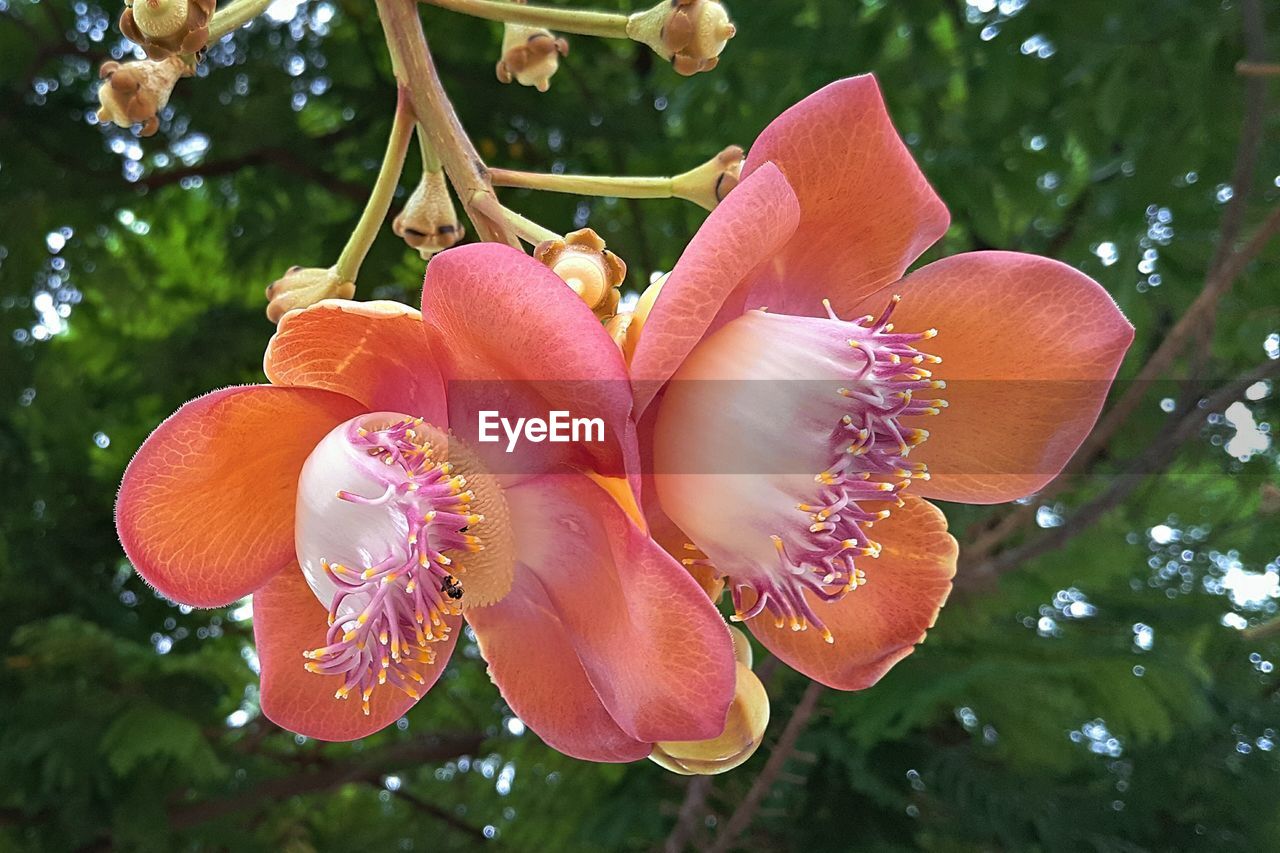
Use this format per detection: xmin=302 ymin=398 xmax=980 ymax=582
xmin=732 ymin=296 xmax=945 ymax=642
xmin=302 ymin=418 xmax=475 ymax=715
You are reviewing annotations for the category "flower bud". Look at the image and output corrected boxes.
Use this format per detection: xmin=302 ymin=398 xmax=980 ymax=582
xmin=534 ymin=228 xmax=626 ymax=319
xmin=393 ymin=169 xmax=465 ymax=260
xmin=649 ymin=661 xmax=769 ymax=775
xmin=628 ymin=0 xmax=736 ymax=76
xmin=119 ymin=0 xmax=216 ymax=60
xmin=672 ymin=145 xmax=744 ymax=211
xmin=96 ymin=56 xmax=190 ymax=137
xmin=619 ymin=272 xmax=666 ymax=364
xmin=495 ymin=11 xmax=570 ymax=94
xmin=265 ymin=266 xmax=355 ymax=324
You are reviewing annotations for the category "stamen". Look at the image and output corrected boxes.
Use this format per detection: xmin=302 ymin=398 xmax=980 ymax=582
xmin=733 ymin=295 xmax=945 ymax=640
xmin=297 ymin=416 xmax=515 ymax=714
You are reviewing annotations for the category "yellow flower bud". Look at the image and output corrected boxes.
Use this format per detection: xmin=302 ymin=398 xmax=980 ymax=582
xmin=96 ymin=56 xmax=190 ymax=138
xmin=534 ymin=228 xmax=626 ymax=319
xmin=265 ymin=266 xmax=355 ymax=325
xmin=393 ymin=169 xmax=465 ymax=260
xmin=495 ymin=11 xmax=570 ymax=94
xmin=628 ymin=0 xmax=736 ymax=77
xmin=619 ymin=272 xmax=666 ymax=364
xmin=119 ymin=0 xmax=216 ymax=60
xmin=650 ymin=661 xmax=769 ymax=775
xmin=672 ymin=145 xmax=744 ymax=211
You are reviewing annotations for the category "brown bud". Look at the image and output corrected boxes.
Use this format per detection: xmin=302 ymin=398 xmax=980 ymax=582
xmin=119 ymin=0 xmax=216 ymax=60
xmin=672 ymin=145 xmax=744 ymax=211
xmin=628 ymin=0 xmax=736 ymax=77
xmin=496 ymin=15 xmax=569 ymax=93
xmin=96 ymin=55 xmax=190 ymax=137
xmin=649 ymin=661 xmax=769 ymax=775
xmin=393 ymin=169 xmax=465 ymax=261
xmin=534 ymin=228 xmax=626 ymax=319
xmin=265 ymin=266 xmax=355 ymax=324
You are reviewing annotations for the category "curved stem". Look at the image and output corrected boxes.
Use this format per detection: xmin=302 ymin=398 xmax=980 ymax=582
xmin=421 ymin=0 xmax=630 ymax=39
xmin=377 ymin=0 xmax=518 ymax=246
xmin=335 ymin=89 xmax=415 ymax=282
xmin=415 ymin=123 xmax=443 ymax=175
xmin=209 ymin=0 xmax=274 ymax=40
xmin=472 ymin=194 xmax=560 ymax=245
xmin=490 ymin=168 xmax=674 ymax=200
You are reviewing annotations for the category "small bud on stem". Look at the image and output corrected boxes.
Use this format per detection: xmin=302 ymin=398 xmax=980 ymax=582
xmin=265 ymin=266 xmax=355 ymax=324
xmin=96 ymin=55 xmax=191 ymax=137
xmin=119 ymin=0 xmax=217 ymax=60
xmin=672 ymin=145 xmax=744 ymax=210
xmin=393 ymin=168 xmax=466 ymax=260
xmin=496 ymin=3 xmax=570 ymax=93
xmin=627 ymin=0 xmax=736 ymax=76
xmin=534 ymin=228 xmax=626 ymax=319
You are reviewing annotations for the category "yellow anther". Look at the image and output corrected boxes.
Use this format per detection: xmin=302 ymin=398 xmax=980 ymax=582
xmin=821 ymin=628 xmax=835 ymax=644
xmin=922 ymin=328 xmax=938 ymax=338
xmin=342 ymin=629 xmax=358 ymax=642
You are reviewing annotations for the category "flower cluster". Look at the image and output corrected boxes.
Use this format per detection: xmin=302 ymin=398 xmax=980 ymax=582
xmin=117 ymin=73 xmax=1131 ymax=771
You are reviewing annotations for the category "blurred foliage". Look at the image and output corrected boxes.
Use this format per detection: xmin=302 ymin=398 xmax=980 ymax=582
xmin=2 ymin=0 xmax=1279 ymax=850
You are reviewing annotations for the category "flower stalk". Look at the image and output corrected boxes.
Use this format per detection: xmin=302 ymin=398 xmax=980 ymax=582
xmin=489 ymin=145 xmax=744 ymax=210
xmin=334 ymin=88 xmax=416 ymax=283
xmin=422 ymin=0 xmax=629 ymax=39
xmin=377 ymin=0 xmax=519 ymax=246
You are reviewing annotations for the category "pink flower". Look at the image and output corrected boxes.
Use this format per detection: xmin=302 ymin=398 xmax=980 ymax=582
xmin=116 ymin=244 xmax=735 ymax=759
xmin=627 ymin=76 xmax=1135 ymax=690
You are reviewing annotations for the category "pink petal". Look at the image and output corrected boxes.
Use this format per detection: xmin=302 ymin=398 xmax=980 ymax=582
xmin=116 ymin=386 xmax=365 ymax=608
xmin=465 ymin=570 xmax=652 ymax=763
xmin=264 ymin=300 xmax=449 ymax=427
xmin=254 ymin=565 xmax=458 ymax=741
xmin=747 ymin=497 xmax=957 ymax=690
xmin=737 ymin=75 xmax=950 ymax=318
xmin=865 ymin=251 xmax=1135 ymax=504
xmin=629 ymin=164 xmax=801 ymax=416
xmin=498 ymin=472 xmax=736 ymax=743
xmin=420 ymin=244 xmax=634 ymax=481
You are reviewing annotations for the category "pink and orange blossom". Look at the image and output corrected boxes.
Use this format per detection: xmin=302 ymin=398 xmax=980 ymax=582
xmin=116 ymin=244 xmax=736 ymax=760
xmin=628 ymin=75 xmax=1135 ymax=691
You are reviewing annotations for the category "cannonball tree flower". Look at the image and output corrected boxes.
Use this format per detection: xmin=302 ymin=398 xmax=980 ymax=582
xmin=116 ymin=244 xmax=736 ymax=759
xmin=626 ymin=76 xmax=1135 ymax=691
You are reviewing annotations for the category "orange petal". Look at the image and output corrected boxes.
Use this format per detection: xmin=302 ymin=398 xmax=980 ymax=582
xmin=747 ymin=496 xmax=956 ymax=690
xmin=117 ymin=386 xmax=365 ymax=608
xmin=264 ymin=300 xmax=448 ymax=427
xmin=466 ymin=569 xmax=652 ymax=763
xmin=254 ymin=565 xmax=458 ymax=741
xmin=498 ymin=472 xmax=737 ymax=744
xmin=870 ymin=251 xmax=1135 ymax=504
xmin=420 ymin=244 xmax=635 ymax=481
xmin=737 ymin=75 xmax=950 ymax=319
xmin=629 ymin=163 xmax=800 ymax=416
